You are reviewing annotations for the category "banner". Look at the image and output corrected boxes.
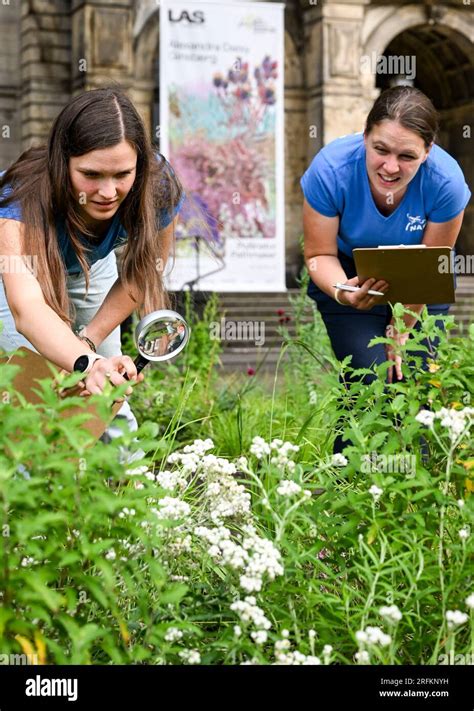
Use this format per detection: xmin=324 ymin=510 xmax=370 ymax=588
xmin=160 ymin=0 xmax=285 ymax=291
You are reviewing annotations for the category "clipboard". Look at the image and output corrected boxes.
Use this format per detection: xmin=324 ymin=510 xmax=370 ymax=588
xmin=352 ymin=246 xmax=456 ymax=304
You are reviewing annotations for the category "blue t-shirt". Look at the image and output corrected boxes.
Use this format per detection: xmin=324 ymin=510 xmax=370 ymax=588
xmin=301 ymin=133 xmax=471 ymax=259
xmin=0 ymin=156 xmax=185 ymax=275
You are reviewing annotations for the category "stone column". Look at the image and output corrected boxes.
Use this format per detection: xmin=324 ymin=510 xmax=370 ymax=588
xmin=71 ymin=0 xmax=134 ymax=95
xmin=303 ymin=0 xmax=373 ymax=161
xmin=0 ymin=0 xmax=22 ymax=166
xmin=20 ymin=0 xmax=72 ymax=148
xmin=284 ymin=28 xmax=307 ymax=284
xmin=130 ymin=7 xmax=160 ymax=139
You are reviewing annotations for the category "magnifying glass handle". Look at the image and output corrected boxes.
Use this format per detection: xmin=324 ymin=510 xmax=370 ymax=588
xmin=123 ymin=354 xmax=150 ymax=381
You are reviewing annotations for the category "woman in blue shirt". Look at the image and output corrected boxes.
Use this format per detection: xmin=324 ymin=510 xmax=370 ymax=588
xmin=0 ymin=87 xmax=184 ymax=441
xmin=302 ymin=86 xmax=471 ymax=451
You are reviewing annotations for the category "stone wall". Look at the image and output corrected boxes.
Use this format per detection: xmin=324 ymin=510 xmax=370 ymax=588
xmin=0 ymin=0 xmax=472 ymax=273
xmin=284 ymin=27 xmax=307 ymax=283
xmin=21 ymin=0 xmax=72 ymax=147
xmin=0 ymin=0 xmax=21 ymax=168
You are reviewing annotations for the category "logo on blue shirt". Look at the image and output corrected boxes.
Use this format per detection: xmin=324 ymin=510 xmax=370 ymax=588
xmin=405 ymin=213 xmax=427 ymax=232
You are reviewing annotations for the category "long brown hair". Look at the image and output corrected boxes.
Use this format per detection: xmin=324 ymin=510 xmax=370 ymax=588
xmin=365 ymin=86 xmax=439 ymax=148
xmin=0 ymin=87 xmax=183 ymax=326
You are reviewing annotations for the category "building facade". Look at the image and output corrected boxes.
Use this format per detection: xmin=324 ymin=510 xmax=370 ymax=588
xmin=0 ymin=0 xmax=472 ymax=283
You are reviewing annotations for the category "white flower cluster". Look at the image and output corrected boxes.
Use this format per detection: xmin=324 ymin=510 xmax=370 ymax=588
xmin=118 ymin=507 xmax=136 ymax=518
xmin=415 ymin=406 xmax=474 ymax=442
xmin=166 ymin=534 xmax=192 ymax=555
xmin=200 ymin=454 xmax=237 ymax=478
xmin=231 ymin=596 xmax=272 ymax=631
xmin=167 ymin=450 xmax=200 ymax=475
xmin=415 ymin=410 xmax=436 ymax=427
xmin=458 ymin=527 xmax=470 ymax=541
xmin=239 ymin=524 xmax=283 ymax=592
xmin=251 ymin=630 xmax=268 ymax=645
xmin=125 ymin=465 xmax=150 ymax=477
xmin=332 ymin=453 xmax=348 ymax=467
xmin=20 ymin=556 xmax=37 ymax=567
xmin=155 ymin=470 xmax=187 ymax=492
xmin=276 ymin=480 xmax=301 ymax=497
xmin=166 ymin=439 xmax=214 ymax=476
xmin=250 ymin=436 xmax=271 ymax=459
xmin=271 ymin=631 xmax=330 ymax=665
xmin=356 ymin=626 xmax=391 ymax=647
xmin=164 ymin=627 xmax=183 ymax=642
xmin=270 ymin=439 xmax=300 ymax=472
xmin=465 ymin=593 xmax=474 ymax=609
xmin=195 ymin=525 xmax=248 ymax=570
xmin=379 ymin=605 xmax=402 ymax=623
xmin=205 ymin=478 xmax=251 ymax=523
xmin=274 ymin=649 xmax=321 ymax=665
xmin=151 ymin=497 xmax=191 ymax=521
xmin=183 ymin=439 xmax=215 ymax=456
xmin=166 ymin=441 xmax=239 ymax=512
xmin=194 ymin=524 xmax=283 ymax=593
xmin=369 ymin=485 xmax=383 ymax=502
xmin=166 ymin=440 xmax=246 ymax=525
xmin=446 ymin=610 xmax=469 ymax=629
xmin=355 ymin=650 xmax=370 ymax=664
xmin=249 ymin=436 xmax=300 ymax=471
xmin=178 ymin=649 xmax=201 ymax=664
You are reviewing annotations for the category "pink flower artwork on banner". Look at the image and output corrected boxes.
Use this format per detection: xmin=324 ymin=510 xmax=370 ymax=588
xmin=169 ymin=55 xmax=278 ymax=254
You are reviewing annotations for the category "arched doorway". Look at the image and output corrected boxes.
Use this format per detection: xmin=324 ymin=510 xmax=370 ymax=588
xmin=360 ymin=0 xmax=473 ymax=256
xmin=376 ymin=23 xmax=473 ymax=255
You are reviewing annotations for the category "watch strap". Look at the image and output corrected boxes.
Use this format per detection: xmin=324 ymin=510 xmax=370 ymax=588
xmin=73 ymin=353 xmax=105 ymax=374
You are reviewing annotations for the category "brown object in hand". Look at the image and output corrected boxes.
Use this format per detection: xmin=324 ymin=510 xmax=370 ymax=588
xmin=353 ymin=246 xmax=456 ymax=304
xmin=0 ymin=347 xmax=123 ymax=442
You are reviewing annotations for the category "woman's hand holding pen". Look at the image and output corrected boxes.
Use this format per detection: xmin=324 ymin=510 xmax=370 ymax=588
xmin=335 ymin=276 xmax=389 ymax=310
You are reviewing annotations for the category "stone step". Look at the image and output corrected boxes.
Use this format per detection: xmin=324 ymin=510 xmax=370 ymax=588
xmin=200 ymin=281 xmax=474 ymax=370
xmin=218 ymin=282 xmax=474 ymax=301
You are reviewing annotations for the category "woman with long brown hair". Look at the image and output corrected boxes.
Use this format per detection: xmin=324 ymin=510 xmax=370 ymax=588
xmin=0 ymin=86 xmax=184 ymax=442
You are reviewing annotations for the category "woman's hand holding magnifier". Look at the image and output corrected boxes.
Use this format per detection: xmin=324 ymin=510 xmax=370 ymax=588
xmin=335 ymin=276 xmax=389 ymax=310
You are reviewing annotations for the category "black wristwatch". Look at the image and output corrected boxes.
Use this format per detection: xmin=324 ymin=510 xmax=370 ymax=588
xmin=73 ymin=353 xmax=105 ymax=374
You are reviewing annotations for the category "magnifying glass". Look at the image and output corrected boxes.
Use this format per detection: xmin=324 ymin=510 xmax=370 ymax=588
xmin=123 ymin=309 xmax=190 ymax=380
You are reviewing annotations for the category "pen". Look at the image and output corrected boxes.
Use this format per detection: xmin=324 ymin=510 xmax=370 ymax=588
xmin=333 ymin=283 xmax=385 ymax=297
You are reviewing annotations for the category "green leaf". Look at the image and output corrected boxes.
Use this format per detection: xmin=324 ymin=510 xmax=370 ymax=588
xmin=160 ymin=583 xmax=189 ymax=605
xmin=23 ymin=574 xmax=64 ymax=612
xmin=391 ymin=394 xmax=406 ymax=414
xmin=370 ymin=432 xmax=389 ymax=449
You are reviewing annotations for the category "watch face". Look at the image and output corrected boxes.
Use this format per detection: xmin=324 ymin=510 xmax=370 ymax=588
xmin=73 ymin=355 xmax=90 ymax=373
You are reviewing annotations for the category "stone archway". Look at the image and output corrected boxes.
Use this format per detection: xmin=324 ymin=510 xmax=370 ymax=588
xmin=131 ymin=6 xmax=160 ymax=140
xmin=361 ymin=4 xmax=473 ymax=254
